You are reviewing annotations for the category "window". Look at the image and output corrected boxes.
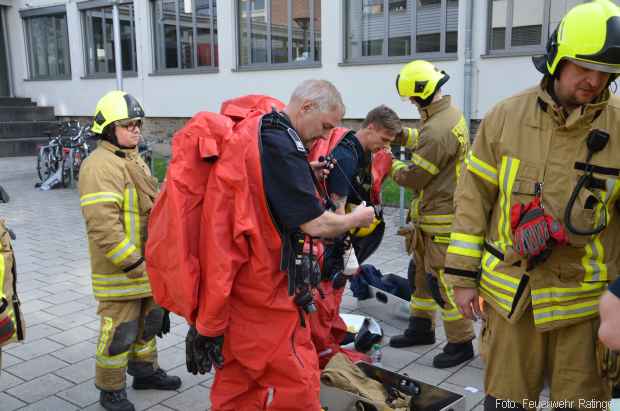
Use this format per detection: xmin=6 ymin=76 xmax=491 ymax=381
xmin=152 ymin=0 xmax=218 ymax=72
xmin=364 ymin=0 xmax=384 ymax=15
xmin=389 ymin=0 xmax=408 ymax=13
xmin=80 ymin=1 xmax=137 ymax=76
xmin=237 ymin=0 xmax=321 ymax=68
xmin=345 ymin=0 xmax=459 ymax=63
xmin=487 ymin=0 xmax=590 ymax=55
xmin=21 ymin=6 xmax=71 ymax=80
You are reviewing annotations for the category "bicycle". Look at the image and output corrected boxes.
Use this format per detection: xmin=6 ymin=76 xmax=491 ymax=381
xmin=36 ymin=128 xmax=65 ymax=183
xmin=36 ymin=121 xmax=91 ymax=188
xmin=62 ymin=123 xmax=95 ymax=187
xmin=138 ymin=137 xmax=154 ymax=173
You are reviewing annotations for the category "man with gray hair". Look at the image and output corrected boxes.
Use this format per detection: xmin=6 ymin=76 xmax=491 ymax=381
xmin=185 ymin=79 xmax=374 ymax=410
xmin=283 ymin=79 xmax=346 ymax=147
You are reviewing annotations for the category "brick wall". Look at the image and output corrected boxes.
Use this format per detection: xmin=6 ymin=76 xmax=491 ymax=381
xmin=58 ymin=115 xmax=189 ymax=143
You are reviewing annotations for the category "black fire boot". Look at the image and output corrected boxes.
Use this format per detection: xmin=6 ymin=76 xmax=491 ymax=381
xmin=132 ymin=368 xmax=182 ymax=390
xmin=432 ymin=340 xmax=474 ymax=368
xmin=100 ymin=389 xmax=135 ymax=411
xmin=389 ymin=317 xmax=435 ymax=348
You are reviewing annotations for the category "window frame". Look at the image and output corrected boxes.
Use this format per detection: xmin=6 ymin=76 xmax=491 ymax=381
xmin=21 ymin=5 xmax=72 ymax=81
xmin=79 ymin=0 xmax=138 ymax=78
xmin=342 ymin=0 xmax=459 ymax=66
xmin=485 ymin=0 xmax=551 ymax=57
xmin=150 ymin=0 xmax=219 ymax=75
xmin=235 ymin=0 xmax=322 ymax=71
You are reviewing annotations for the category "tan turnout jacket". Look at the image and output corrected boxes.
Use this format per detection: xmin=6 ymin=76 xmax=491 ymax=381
xmin=445 ymin=80 xmax=620 ymax=331
xmin=391 ymin=96 xmax=469 ymax=237
xmin=79 ymin=140 xmax=158 ymax=301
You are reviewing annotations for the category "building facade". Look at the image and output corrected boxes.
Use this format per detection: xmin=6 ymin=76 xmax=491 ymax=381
xmin=0 ymin=0 xmax=601 ymax=137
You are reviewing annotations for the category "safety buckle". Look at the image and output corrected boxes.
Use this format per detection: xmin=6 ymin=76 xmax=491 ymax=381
xmin=535 ymin=181 xmax=544 ymax=208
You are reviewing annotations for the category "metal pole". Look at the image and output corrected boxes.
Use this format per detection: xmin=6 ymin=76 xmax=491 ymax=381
xmin=1 ymin=7 xmax=15 ymax=97
xmin=112 ymin=0 xmax=123 ymax=90
xmin=463 ymin=0 xmax=474 ymax=129
xmin=398 ymin=145 xmax=406 ymax=227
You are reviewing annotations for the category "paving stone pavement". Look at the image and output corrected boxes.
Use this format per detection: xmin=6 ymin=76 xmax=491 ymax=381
xmin=0 ymin=155 xmax=496 ymax=410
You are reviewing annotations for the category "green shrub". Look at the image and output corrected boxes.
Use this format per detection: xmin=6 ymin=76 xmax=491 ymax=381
xmin=381 ymin=178 xmax=412 ymax=207
xmin=152 ymin=156 xmax=168 ymax=182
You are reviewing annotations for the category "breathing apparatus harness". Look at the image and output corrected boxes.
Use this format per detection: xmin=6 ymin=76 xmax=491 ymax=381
xmin=260 ymin=109 xmax=332 ymax=326
xmin=510 ymin=122 xmax=611 ymax=270
xmin=317 ymin=135 xmax=387 ymax=294
xmin=565 ymin=129 xmax=610 ymax=235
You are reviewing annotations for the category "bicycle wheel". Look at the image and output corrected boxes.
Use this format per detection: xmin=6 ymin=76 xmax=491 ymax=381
xmin=60 ymin=152 xmax=71 ymax=188
xmin=72 ymin=147 xmax=86 ymax=182
xmin=36 ymin=147 xmax=53 ymax=182
xmin=49 ymin=145 xmax=62 ymax=175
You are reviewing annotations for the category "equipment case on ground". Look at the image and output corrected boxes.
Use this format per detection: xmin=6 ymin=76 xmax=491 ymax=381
xmin=320 ymin=362 xmax=466 ymax=411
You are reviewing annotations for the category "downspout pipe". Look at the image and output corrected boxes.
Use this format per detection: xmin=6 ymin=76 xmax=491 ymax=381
xmin=463 ymin=0 xmax=474 ymax=131
xmin=1 ymin=7 xmax=14 ymax=97
xmin=112 ymin=0 xmax=123 ymax=90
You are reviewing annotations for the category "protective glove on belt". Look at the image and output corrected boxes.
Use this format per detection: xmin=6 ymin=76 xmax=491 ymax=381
xmin=510 ymin=196 xmax=567 ymax=270
xmin=0 ymin=314 xmax=15 ymax=344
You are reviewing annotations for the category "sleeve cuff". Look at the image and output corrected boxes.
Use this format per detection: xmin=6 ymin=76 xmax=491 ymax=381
xmin=444 ymin=272 xmax=478 ymax=289
xmin=390 ymin=160 xmax=407 ymax=178
xmin=195 ymin=321 xmax=226 ymax=338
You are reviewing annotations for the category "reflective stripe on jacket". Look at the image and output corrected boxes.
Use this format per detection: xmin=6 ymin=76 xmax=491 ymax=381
xmin=445 ymin=80 xmax=620 ymax=331
xmin=79 ymin=140 xmax=158 ymax=301
xmin=391 ymin=96 xmax=469 ymax=235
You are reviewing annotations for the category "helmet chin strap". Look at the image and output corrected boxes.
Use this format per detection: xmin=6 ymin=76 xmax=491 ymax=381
xmin=414 ymin=92 xmax=437 ymax=108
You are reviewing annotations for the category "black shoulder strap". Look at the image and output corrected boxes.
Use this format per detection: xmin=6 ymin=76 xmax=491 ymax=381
xmin=262 ymin=110 xmax=306 ymax=153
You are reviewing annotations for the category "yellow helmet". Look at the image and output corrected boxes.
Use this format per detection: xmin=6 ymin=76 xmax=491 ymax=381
xmin=350 ymin=215 xmax=381 ymax=238
xmin=533 ymin=0 xmax=620 ymax=76
xmin=91 ymin=90 xmax=145 ymax=134
xmin=343 ymin=203 xmax=386 ymax=263
xmin=395 ymin=60 xmax=450 ymax=100
xmin=345 ymin=203 xmax=381 ymax=237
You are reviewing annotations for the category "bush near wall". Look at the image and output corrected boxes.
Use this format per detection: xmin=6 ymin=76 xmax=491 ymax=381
xmin=151 ymin=154 xmax=412 ymax=207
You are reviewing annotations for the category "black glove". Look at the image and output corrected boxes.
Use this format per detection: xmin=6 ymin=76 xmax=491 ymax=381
xmin=157 ymin=309 xmax=171 ymax=338
xmin=185 ymin=326 xmax=224 ymax=375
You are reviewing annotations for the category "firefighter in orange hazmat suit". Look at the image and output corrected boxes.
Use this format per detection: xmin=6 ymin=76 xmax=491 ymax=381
xmin=185 ymin=80 xmax=375 ymax=410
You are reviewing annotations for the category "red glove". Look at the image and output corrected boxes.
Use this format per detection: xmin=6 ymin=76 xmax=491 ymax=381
xmin=510 ymin=197 xmax=567 ymax=264
xmin=511 ymin=197 xmax=549 ymax=257
xmin=0 ymin=313 xmax=15 ymax=345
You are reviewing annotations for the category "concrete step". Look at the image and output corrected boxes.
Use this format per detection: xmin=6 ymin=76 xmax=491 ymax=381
xmin=0 ymin=137 xmax=48 ymax=157
xmin=0 ymin=121 xmax=59 ymax=140
xmin=0 ymin=97 xmax=35 ymax=107
xmin=0 ymin=106 xmax=55 ymax=122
